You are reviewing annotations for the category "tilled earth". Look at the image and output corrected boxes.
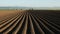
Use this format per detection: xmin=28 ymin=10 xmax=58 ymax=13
xmin=0 ymin=10 xmax=60 ymax=34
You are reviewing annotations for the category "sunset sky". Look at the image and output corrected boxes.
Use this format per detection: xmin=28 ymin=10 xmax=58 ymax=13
xmin=0 ymin=0 xmax=60 ymax=7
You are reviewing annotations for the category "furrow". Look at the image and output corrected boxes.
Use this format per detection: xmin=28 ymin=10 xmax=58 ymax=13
xmin=3 ymin=15 xmax=23 ymax=34
xmin=32 ymin=15 xmax=55 ymax=34
xmin=31 ymin=15 xmax=45 ymax=34
xmin=29 ymin=15 xmax=35 ymax=34
xmin=38 ymin=16 xmax=60 ymax=33
xmin=22 ymin=15 xmax=28 ymax=34
xmin=0 ymin=14 xmax=16 ymax=25
xmin=12 ymin=15 xmax=25 ymax=34
xmin=0 ymin=12 xmax=18 ymax=24
xmin=0 ymin=14 xmax=20 ymax=32
xmin=0 ymin=14 xmax=20 ymax=28
xmin=40 ymin=17 xmax=60 ymax=29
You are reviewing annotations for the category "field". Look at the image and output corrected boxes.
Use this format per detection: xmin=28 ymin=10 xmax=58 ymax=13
xmin=0 ymin=10 xmax=60 ymax=34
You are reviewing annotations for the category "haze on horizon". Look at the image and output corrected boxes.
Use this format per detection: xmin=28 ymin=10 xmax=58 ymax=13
xmin=0 ymin=0 xmax=60 ymax=7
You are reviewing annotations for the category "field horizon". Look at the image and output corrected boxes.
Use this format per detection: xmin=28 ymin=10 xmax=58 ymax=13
xmin=0 ymin=7 xmax=60 ymax=10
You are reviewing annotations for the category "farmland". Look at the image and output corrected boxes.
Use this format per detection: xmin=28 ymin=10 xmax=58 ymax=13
xmin=0 ymin=10 xmax=60 ymax=34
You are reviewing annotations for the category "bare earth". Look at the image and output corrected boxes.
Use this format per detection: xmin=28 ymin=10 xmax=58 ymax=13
xmin=0 ymin=10 xmax=25 ymax=19
xmin=0 ymin=10 xmax=60 ymax=34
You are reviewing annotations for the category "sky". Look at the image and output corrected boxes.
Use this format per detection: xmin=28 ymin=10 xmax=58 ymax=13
xmin=0 ymin=0 xmax=60 ymax=7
